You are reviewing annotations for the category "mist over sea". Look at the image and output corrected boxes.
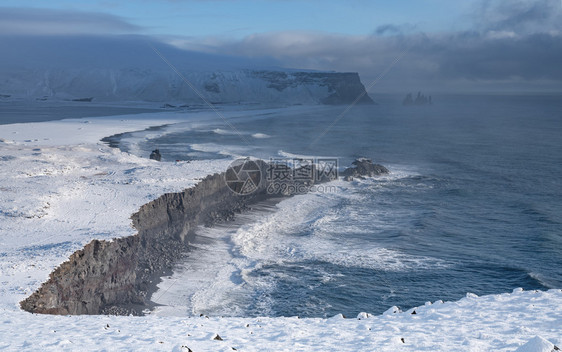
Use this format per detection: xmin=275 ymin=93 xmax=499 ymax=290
xmin=75 ymin=94 xmax=562 ymax=317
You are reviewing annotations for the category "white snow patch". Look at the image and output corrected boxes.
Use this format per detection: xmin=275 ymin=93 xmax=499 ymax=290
xmin=251 ymin=133 xmax=271 ymax=139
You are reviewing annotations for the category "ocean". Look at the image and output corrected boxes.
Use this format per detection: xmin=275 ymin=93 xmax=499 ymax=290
xmin=85 ymin=94 xmax=562 ymax=317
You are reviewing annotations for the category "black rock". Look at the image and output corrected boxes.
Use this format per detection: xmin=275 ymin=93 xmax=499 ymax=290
xmin=149 ymin=149 xmax=162 ymax=161
xmin=341 ymin=158 xmax=389 ymax=179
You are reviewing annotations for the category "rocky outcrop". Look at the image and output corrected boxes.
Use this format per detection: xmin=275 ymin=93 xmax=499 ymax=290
xmin=20 ymin=170 xmax=264 ymax=315
xmin=20 ymin=159 xmax=352 ymax=315
xmin=341 ymin=158 xmax=389 ymax=180
xmin=19 ymin=237 xmax=140 ymax=315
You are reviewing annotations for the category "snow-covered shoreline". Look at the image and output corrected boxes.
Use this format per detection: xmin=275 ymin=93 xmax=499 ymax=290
xmin=0 ymin=110 xmax=560 ymax=351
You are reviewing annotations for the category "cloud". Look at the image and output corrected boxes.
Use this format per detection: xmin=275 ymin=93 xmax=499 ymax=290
xmin=375 ymin=24 xmax=402 ymax=36
xmin=168 ymin=0 xmax=562 ymax=91
xmin=175 ymin=29 xmax=561 ymax=84
xmin=375 ymin=24 xmax=417 ymax=36
xmin=475 ymin=0 xmax=562 ymax=34
xmin=0 ymin=7 xmax=142 ymax=36
xmin=2 ymin=1 xmax=560 ymax=91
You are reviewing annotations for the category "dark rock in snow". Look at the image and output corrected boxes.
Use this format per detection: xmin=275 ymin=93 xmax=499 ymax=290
xmin=149 ymin=149 xmax=162 ymax=161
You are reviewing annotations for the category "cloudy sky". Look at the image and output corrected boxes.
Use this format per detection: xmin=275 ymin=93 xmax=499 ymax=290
xmin=2 ymin=0 xmax=561 ymax=92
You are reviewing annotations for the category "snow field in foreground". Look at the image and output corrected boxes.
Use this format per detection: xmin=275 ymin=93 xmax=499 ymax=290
xmin=0 ymin=289 xmax=560 ymax=351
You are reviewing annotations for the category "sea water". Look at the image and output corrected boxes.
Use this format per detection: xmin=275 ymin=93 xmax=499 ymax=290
xmin=115 ymin=94 xmax=562 ymax=317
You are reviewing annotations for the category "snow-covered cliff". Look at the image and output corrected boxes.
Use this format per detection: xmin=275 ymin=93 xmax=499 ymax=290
xmin=0 ymin=35 xmax=373 ymax=105
xmin=1 ymin=69 xmax=373 ymax=105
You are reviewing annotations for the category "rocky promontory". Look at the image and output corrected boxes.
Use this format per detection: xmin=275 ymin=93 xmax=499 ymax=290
xmin=20 ymin=169 xmax=267 ymax=315
xmin=20 ymin=158 xmax=387 ymax=315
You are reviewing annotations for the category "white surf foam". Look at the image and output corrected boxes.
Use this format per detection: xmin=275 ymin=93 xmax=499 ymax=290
xmin=212 ymin=128 xmax=242 ymax=136
xmin=231 ymin=189 xmax=447 ymax=271
xmin=152 ymin=172 xmax=449 ymax=316
xmin=529 ymin=272 xmax=558 ymax=289
xmin=277 ymin=150 xmax=338 ymax=160
xmin=189 ymin=143 xmax=251 ymax=158
xmin=251 ymin=133 xmax=271 ymax=139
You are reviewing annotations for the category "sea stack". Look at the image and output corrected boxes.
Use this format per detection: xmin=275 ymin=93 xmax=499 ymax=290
xmin=341 ymin=158 xmax=389 ymax=180
xmin=403 ymin=91 xmax=432 ymax=106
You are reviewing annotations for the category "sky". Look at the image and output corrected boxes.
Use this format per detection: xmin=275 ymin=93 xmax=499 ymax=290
xmin=0 ymin=0 xmax=475 ymax=37
xmin=2 ymin=0 xmax=562 ymax=92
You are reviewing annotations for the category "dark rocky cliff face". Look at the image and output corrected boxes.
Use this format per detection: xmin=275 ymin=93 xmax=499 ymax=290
xmin=19 ymin=237 xmax=139 ymax=315
xmin=253 ymin=71 xmax=374 ymax=105
xmin=20 ymin=161 xmax=317 ymax=315
xmin=20 ymin=171 xmax=267 ymax=315
xmin=20 ymin=159 xmax=383 ymax=315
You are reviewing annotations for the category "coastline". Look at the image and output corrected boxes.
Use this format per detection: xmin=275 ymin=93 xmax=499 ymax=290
xmin=0 ymin=105 xmax=332 ymax=313
xmin=20 ymin=152 xmax=343 ymax=315
xmin=0 ymin=109 xmax=560 ymax=350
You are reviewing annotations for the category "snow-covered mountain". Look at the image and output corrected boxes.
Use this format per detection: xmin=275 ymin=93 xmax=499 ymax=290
xmin=0 ymin=35 xmax=373 ymax=105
